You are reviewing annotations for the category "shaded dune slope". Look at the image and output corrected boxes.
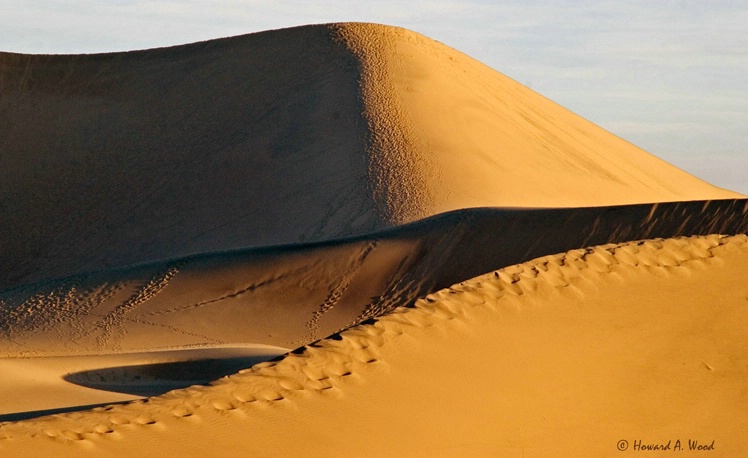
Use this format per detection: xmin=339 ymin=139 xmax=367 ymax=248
xmin=0 ymin=25 xmax=373 ymax=289
xmin=2 ymin=234 xmax=746 ymax=456
xmin=2 ymin=199 xmax=746 ymax=356
xmin=1 ymin=23 xmax=741 ymax=290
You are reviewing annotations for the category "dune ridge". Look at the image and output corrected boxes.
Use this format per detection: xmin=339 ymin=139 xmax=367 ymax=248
xmin=2 ymin=199 xmax=746 ymax=358
xmin=1 ymin=234 xmax=746 ymax=456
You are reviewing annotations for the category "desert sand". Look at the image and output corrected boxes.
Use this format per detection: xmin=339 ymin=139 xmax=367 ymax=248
xmin=0 ymin=22 xmax=746 ymax=457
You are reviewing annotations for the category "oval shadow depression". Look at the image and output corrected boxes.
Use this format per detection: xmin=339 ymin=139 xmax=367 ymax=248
xmin=64 ymin=356 xmax=276 ymax=397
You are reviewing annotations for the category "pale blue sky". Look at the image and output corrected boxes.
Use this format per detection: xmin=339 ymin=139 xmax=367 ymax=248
xmin=1 ymin=0 xmax=745 ymax=194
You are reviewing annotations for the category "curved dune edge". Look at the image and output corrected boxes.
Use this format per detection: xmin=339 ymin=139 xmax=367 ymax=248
xmin=1 ymin=234 xmax=746 ymax=456
xmin=2 ymin=200 xmax=746 ymax=358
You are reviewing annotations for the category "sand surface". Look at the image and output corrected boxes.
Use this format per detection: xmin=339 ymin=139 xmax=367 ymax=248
xmin=1 ymin=22 xmax=746 ymax=457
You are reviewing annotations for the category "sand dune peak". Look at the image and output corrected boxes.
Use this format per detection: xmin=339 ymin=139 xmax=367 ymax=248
xmin=1 ymin=22 xmax=741 ymax=289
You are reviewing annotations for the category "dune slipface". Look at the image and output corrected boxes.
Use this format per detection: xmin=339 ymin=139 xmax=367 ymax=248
xmin=1 ymin=23 xmax=746 ymax=457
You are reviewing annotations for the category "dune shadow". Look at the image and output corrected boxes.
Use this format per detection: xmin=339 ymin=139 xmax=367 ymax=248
xmin=0 ymin=401 xmax=131 ymax=423
xmin=64 ymin=356 xmax=272 ymax=397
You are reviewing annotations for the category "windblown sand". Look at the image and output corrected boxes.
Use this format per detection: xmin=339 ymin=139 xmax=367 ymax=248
xmin=0 ymin=22 xmax=746 ymax=457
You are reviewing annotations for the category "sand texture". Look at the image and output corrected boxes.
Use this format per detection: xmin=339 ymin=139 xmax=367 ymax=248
xmin=1 ymin=22 xmax=746 ymax=457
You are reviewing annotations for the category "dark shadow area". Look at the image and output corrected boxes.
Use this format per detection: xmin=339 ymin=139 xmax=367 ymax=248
xmin=63 ymin=356 xmax=271 ymax=397
xmin=0 ymin=400 xmax=130 ymax=423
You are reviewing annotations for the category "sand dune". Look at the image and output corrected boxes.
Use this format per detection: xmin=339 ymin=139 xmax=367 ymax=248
xmin=0 ymin=23 xmax=740 ymax=289
xmin=1 ymin=22 xmax=746 ymax=457
xmin=1 ymin=235 xmax=746 ymax=456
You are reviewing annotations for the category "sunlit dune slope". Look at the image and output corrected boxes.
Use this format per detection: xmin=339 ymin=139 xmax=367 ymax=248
xmin=333 ymin=23 xmax=743 ymax=214
xmin=2 ymin=234 xmax=746 ymax=457
xmin=0 ymin=23 xmax=741 ymax=290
